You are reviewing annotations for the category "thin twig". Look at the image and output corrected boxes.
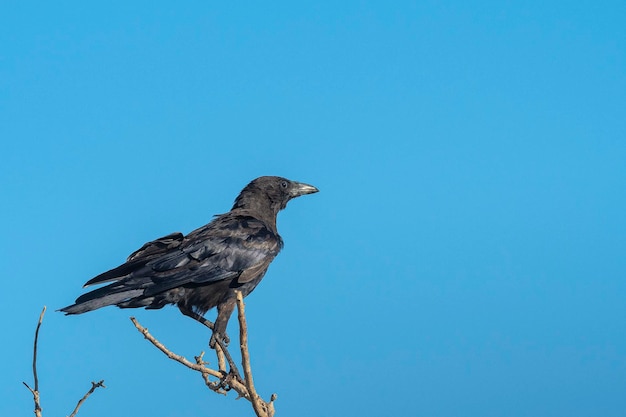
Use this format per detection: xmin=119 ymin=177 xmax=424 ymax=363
xmin=23 ymin=306 xmax=46 ymax=417
xmin=130 ymin=317 xmax=223 ymax=378
xmin=194 ymin=352 xmax=227 ymax=394
xmin=32 ymin=307 xmax=45 ymax=393
xmin=67 ymin=380 xmax=105 ymax=417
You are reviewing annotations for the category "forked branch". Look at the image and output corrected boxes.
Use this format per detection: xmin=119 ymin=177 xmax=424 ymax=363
xmin=68 ymin=380 xmax=106 ymax=417
xmin=23 ymin=307 xmax=105 ymax=417
xmin=131 ymin=291 xmax=276 ymax=417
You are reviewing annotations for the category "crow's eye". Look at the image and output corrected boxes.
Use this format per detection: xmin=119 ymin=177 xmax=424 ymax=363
xmin=281 ymin=181 xmax=288 ymax=188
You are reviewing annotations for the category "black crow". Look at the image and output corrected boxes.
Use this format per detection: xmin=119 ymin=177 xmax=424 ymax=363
xmin=61 ymin=176 xmax=318 ymax=346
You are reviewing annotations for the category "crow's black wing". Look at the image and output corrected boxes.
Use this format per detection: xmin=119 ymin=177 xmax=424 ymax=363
xmin=79 ymin=214 xmax=281 ymax=296
xmin=128 ymin=232 xmax=185 ymax=262
xmin=83 ymin=232 xmax=185 ymax=287
xmin=140 ymin=214 xmax=282 ymax=294
xmin=62 ymin=214 xmax=282 ymax=313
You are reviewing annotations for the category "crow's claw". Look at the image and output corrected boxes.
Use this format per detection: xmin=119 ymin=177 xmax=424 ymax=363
xmin=209 ymin=331 xmax=230 ymax=349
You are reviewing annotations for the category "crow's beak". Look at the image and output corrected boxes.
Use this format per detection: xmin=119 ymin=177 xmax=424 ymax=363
xmin=292 ymin=182 xmax=319 ymax=197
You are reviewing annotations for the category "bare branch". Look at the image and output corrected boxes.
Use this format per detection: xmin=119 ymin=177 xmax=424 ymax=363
xmin=235 ymin=291 xmax=276 ymax=417
xmin=130 ymin=317 xmax=224 ymax=378
xmin=68 ymin=380 xmax=106 ymax=417
xmin=130 ymin=316 xmax=249 ymax=396
xmin=214 ymin=344 xmax=227 ymax=373
xmin=23 ymin=307 xmax=104 ymax=417
xmin=130 ymin=293 xmax=277 ymax=417
xmin=236 ymin=291 xmax=263 ymax=414
xmin=23 ymin=306 xmax=46 ymax=417
xmin=33 ymin=307 xmax=45 ymax=392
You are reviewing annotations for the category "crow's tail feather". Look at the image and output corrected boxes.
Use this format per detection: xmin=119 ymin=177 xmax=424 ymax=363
xmin=59 ymin=287 xmax=144 ymax=314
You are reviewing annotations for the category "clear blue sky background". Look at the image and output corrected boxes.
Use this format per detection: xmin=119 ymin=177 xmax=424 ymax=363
xmin=2 ymin=2 xmax=625 ymax=416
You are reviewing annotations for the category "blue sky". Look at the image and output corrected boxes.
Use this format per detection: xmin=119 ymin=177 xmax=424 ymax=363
xmin=2 ymin=1 xmax=625 ymax=416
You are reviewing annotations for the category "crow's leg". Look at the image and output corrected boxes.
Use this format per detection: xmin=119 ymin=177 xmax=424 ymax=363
xmin=178 ymin=303 xmax=241 ymax=381
xmin=178 ymin=305 xmax=215 ymax=330
xmin=178 ymin=304 xmax=233 ymax=351
xmin=211 ymin=298 xmax=236 ymax=348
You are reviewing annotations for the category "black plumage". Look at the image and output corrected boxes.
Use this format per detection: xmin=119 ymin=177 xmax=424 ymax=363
xmin=61 ymin=176 xmax=318 ymax=345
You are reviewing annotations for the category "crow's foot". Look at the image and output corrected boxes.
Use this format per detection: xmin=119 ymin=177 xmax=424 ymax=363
xmin=210 ymin=331 xmax=230 ymax=349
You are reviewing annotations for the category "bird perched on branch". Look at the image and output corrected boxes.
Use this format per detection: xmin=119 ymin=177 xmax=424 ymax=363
xmin=61 ymin=176 xmax=318 ymax=346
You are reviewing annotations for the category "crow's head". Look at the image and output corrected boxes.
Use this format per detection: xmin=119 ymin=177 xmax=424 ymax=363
xmin=232 ymin=176 xmax=319 ymax=213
